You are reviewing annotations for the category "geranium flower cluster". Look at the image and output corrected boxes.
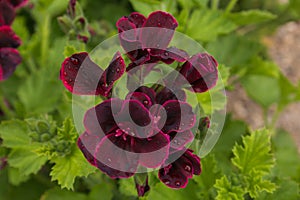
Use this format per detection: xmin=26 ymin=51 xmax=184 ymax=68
xmin=0 ymin=0 xmax=27 ymax=81
xmin=60 ymin=11 xmax=218 ymax=193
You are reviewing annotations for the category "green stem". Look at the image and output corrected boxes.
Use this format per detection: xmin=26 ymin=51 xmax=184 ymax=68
xmin=0 ymin=91 xmax=14 ymax=118
xmin=225 ymin=0 xmax=238 ymax=14
xmin=211 ymin=0 xmax=219 ymax=10
xmin=41 ymin=15 xmax=51 ymax=67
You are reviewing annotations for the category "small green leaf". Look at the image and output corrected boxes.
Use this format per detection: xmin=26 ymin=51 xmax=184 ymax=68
xmin=129 ymin=0 xmax=162 ymax=16
xmin=8 ymin=148 xmax=47 ymax=176
xmin=18 ymin=68 xmax=63 ymax=115
xmin=41 ymin=188 xmax=88 ymax=200
xmin=57 ymin=118 xmax=78 ymax=143
xmin=227 ymin=10 xmax=277 ymax=26
xmin=50 ymin=147 xmax=96 ymax=190
xmin=232 ymin=129 xmax=274 ymax=175
xmin=257 ymin=178 xmax=300 ymax=200
xmin=0 ymin=120 xmax=31 ymax=148
xmin=241 ymin=75 xmax=280 ymax=108
xmin=186 ymin=9 xmax=237 ymax=42
xmin=119 ymin=177 xmax=137 ymax=197
xmin=8 ymin=167 xmax=30 ymax=186
xmin=214 ymin=176 xmax=245 ymax=200
xmin=148 ymin=181 xmax=199 ymax=200
xmin=245 ymin=170 xmax=276 ymax=198
xmin=88 ymin=183 xmax=114 ymax=200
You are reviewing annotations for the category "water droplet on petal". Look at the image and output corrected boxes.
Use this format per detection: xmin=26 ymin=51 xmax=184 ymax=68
xmin=70 ymin=57 xmax=79 ymax=65
xmin=164 ymin=180 xmax=170 ymax=185
xmin=175 ymin=181 xmax=181 ymax=186
xmin=116 ymin=68 xmax=120 ymax=73
xmin=143 ymin=100 xmax=149 ymax=105
xmin=108 ymin=158 xmax=112 ymax=162
xmin=185 ymin=164 xmax=192 ymax=172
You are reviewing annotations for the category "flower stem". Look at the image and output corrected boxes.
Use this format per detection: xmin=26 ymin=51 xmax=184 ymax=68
xmin=212 ymin=0 xmax=219 ymax=10
xmin=134 ymin=173 xmax=150 ymax=197
xmin=0 ymin=91 xmax=14 ymax=118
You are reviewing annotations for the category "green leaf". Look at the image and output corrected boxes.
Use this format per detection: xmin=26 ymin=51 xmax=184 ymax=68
xmin=57 ymin=118 xmax=78 ymax=143
xmin=50 ymin=147 xmax=96 ymax=190
xmin=194 ymin=154 xmax=221 ymax=188
xmin=129 ymin=0 xmax=162 ymax=16
xmin=8 ymin=167 xmax=30 ymax=186
xmin=257 ymin=178 xmax=300 ymax=200
xmin=227 ymin=10 xmax=277 ymax=26
xmin=119 ymin=177 xmax=137 ymax=197
xmin=241 ymin=75 xmax=280 ymax=108
xmin=214 ymin=176 xmax=245 ymax=200
xmin=272 ymin=130 xmax=300 ymax=180
xmin=88 ymin=183 xmax=114 ymax=200
xmin=186 ymin=9 xmax=237 ymax=42
xmin=148 ymin=181 xmax=199 ymax=200
xmin=232 ymin=129 xmax=274 ymax=175
xmin=212 ymin=117 xmax=247 ymax=174
xmin=18 ymin=68 xmax=63 ymax=115
xmin=41 ymin=188 xmax=88 ymax=200
xmin=244 ymin=170 xmax=276 ymax=198
xmin=0 ymin=120 xmax=31 ymax=148
xmin=8 ymin=148 xmax=47 ymax=176
xmin=206 ymin=35 xmax=263 ymax=68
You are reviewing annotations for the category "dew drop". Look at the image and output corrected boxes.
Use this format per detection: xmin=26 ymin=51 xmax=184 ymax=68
xmin=164 ymin=52 xmax=169 ymax=56
xmin=63 ymin=72 xmax=67 ymax=76
xmin=143 ymin=100 xmax=149 ymax=105
xmin=164 ymin=180 xmax=170 ymax=185
xmin=70 ymin=57 xmax=79 ymax=65
xmin=175 ymin=181 xmax=181 ymax=186
xmin=107 ymin=158 xmax=112 ymax=162
xmin=185 ymin=164 xmax=192 ymax=172
xmin=130 ymin=168 xmax=135 ymax=172
xmin=157 ymin=22 xmax=161 ymax=26
xmin=116 ymin=68 xmax=120 ymax=73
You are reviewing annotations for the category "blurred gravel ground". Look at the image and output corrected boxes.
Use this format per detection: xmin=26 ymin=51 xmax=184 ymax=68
xmin=227 ymin=21 xmax=300 ymax=153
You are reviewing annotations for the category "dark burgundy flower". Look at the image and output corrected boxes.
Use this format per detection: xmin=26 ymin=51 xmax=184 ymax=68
xmin=78 ymin=86 xmax=196 ymax=178
xmin=0 ymin=26 xmax=21 ymax=48
xmin=60 ymin=52 xmax=125 ymax=96
xmin=116 ymin=11 xmax=188 ymax=71
xmin=178 ymin=53 xmax=218 ymax=93
xmin=0 ymin=47 xmax=21 ymax=81
xmin=159 ymin=149 xmax=201 ymax=189
xmin=78 ymin=98 xmax=170 ymax=178
xmin=0 ymin=0 xmax=15 ymax=26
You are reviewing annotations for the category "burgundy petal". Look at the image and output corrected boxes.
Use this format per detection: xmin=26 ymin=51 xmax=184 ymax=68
xmin=133 ymin=132 xmax=170 ymax=168
xmin=156 ymin=87 xmax=186 ymax=105
xmin=161 ymin=100 xmax=196 ymax=133
xmin=103 ymin=51 xmax=125 ymax=88
xmin=0 ymin=26 xmax=21 ymax=48
xmin=60 ymin=52 xmax=105 ymax=95
xmin=169 ymin=130 xmax=194 ymax=150
xmin=94 ymin=133 xmax=139 ymax=178
xmin=77 ymin=132 xmax=101 ymax=166
xmin=128 ymin=12 xmax=146 ymax=28
xmin=179 ymin=53 xmax=218 ymax=93
xmin=158 ymin=164 xmax=188 ymax=189
xmin=126 ymin=92 xmax=153 ymax=109
xmin=0 ymin=1 xmax=15 ymax=26
xmin=8 ymin=0 xmax=28 ymax=8
xmin=158 ymin=149 xmax=201 ymax=189
xmin=160 ymin=47 xmax=189 ymax=64
xmin=84 ymin=98 xmax=123 ymax=136
xmin=116 ymin=100 xmax=151 ymax=128
xmin=135 ymin=86 xmax=156 ymax=105
xmin=140 ymin=11 xmax=178 ymax=50
xmin=0 ymin=48 xmax=21 ymax=81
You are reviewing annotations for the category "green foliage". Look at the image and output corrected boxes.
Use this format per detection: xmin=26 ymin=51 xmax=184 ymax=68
xmin=226 ymin=10 xmax=277 ymax=26
xmin=232 ymin=129 xmax=274 ymax=175
xmin=50 ymin=147 xmax=96 ymax=190
xmin=185 ymin=9 xmax=237 ymax=42
xmin=214 ymin=176 xmax=244 ymax=200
